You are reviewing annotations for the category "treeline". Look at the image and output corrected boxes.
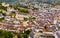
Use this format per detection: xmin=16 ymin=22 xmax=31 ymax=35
xmin=0 ymin=29 xmax=31 ymax=38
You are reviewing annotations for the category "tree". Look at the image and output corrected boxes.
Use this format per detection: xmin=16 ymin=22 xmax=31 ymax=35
xmin=0 ymin=5 xmax=7 ymax=11
xmin=23 ymin=29 xmax=31 ymax=38
xmin=10 ymin=12 xmax=16 ymax=17
xmin=44 ymin=26 xmax=48 ymax=29
xmin=17 ymin=29 xmax=31 ymax=38
xmin=0 ymin=29 xmax=31 ymax=38
xmin=15 ymin=4 xmax=28 ymax=9
xmin=0 ymin=30 xmax=16 ymax=38
xmin=0 ymin=30 xmax=3 ymax=37
xmin=7 ymin=31 xmax=16 ymax=38
xmin=19 ymin=8 xmax=29 ymax=14
xmin=17 ymin=34 xmax=21 ymax=38
xmin=24 ymin=17 xmax=29 ymax=21
xmin=32 ymin=17 xmax=36 ymax=20
xmin=0 ymin=17 xmax=4 ymax=21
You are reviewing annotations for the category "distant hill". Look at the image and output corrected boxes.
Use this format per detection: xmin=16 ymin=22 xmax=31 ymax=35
xmin=0 ymin=0 xmax=18 ymax=3
xmin=0 ymin=0 xmax=60 ymax=3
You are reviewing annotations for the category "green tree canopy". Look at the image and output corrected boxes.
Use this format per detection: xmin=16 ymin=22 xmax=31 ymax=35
xmin=10 ymin=11 xmax=16 ymax=17
xmin=0 ymin=5 xmax=7 ymax=11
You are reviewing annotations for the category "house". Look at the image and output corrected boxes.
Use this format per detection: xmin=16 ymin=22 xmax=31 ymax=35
xmin=50 ymin=8 xmax=60 ymax=13
xmin=13 ymin=20 xmax=20 ymax=25
xmin=16 ymin=14 xmax=24 ymax=20
xmin=34 ymin=4 xmax=39 ymax=8
xmin=23 ymin=21 xmax=29 ymax=27
xmin=2 ymin=2 xmax=9 ymax=7
xmin=0 ymin=13 xmax=4 ymax=18
xmin=16 ymin=14 xmax=29 ymax=21
xmin=7 ymin=7 xmax=15 ymax=12
xmin=5 ymin=16 xmax=12 ymax=21
xmin=0 ymin=23 xmax=5 ymax=29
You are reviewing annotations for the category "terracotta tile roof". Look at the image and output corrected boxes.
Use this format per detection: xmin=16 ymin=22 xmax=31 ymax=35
xmin=26 ymin=25 xmax=32 ymax=28
xmin=8 ymin=27 xmax=14 ymax=30
xmin=18 ymin=25 xmax=24 ymax=28
xmin=43 ymin=29 xmax=52 ymax=32
xmin=1 ymin=25 xmax=5 ymax=28
xmin=39 ymin=23 xmax=44 ymax=27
